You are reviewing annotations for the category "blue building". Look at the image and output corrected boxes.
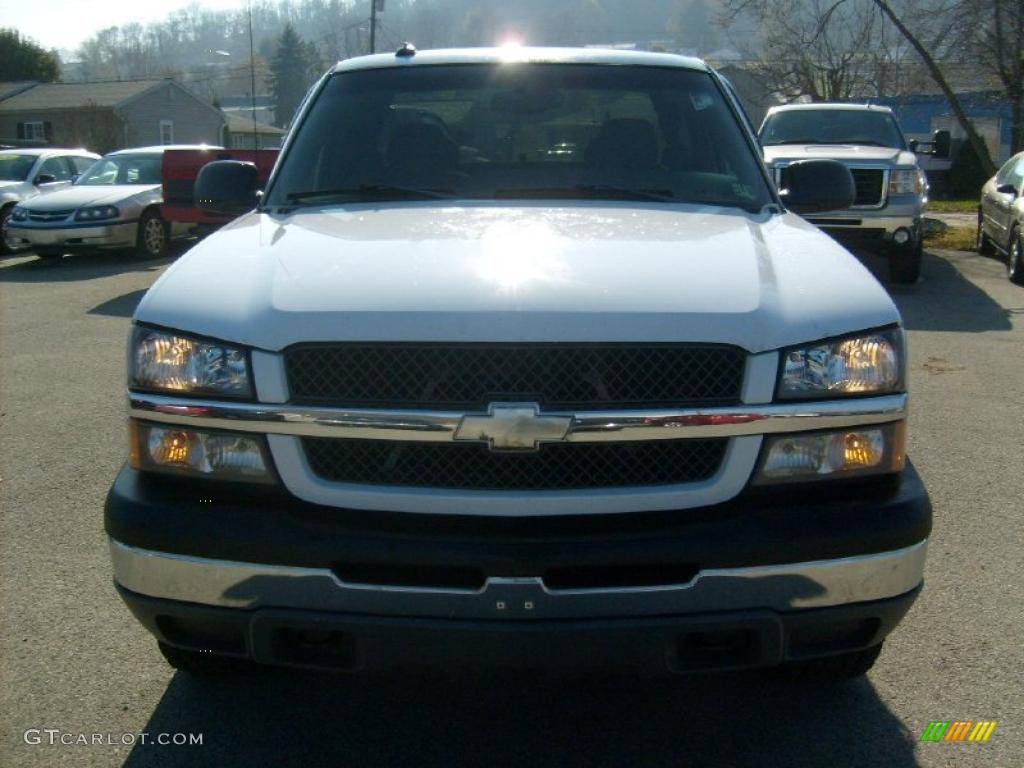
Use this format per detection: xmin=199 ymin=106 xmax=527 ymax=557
xmin=868 ymin=91 xmax=1014 ymax=166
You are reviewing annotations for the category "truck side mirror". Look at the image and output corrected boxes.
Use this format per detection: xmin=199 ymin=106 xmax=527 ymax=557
xmin=779 ymin=159 xmax=855 ymax=215
xmin=932 ymin=130 xmax=951 ymax=159
xmin=194 ymin=160 xmax=258 ymax=217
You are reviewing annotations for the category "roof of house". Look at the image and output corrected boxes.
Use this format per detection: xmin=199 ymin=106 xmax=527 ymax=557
xmin=0 ymin=81 xmax=38 ymax=101
xmin=0 ymin=79 xmax=183 ymax=112
xmin=222 ymin=112 xmax=285 ymax=136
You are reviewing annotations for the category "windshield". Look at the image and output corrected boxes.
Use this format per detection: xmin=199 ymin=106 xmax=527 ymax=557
xmin=760 ymin=109 xmax=906 ymax=149
xmin=75 ymin=153 xmax=162 ymax=185
xmin=266 ymin=64 xmax=772 ymax=212
xmin=0 ymin=153 xmax=36 ymax=182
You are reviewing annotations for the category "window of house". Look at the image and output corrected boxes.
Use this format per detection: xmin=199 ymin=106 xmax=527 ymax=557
xmin=160 ymin=120 xmax=174 ymax=145
xmin=22 ymin=122 xmax=46 ymax=141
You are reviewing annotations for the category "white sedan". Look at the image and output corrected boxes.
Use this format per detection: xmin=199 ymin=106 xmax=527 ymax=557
xmin=6 ymin=145 xmax=214 ymax=261
xmin=0 ymin=147 xmax=100 ymax=254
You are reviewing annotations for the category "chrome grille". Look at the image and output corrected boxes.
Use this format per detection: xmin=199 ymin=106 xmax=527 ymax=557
xmin=284 ymin=343 xmax=746 ymax=410
xmin=302 ymin=437 xmax=728 ymax=490
xmin=27 ymin=209 xmax=74 ymax=222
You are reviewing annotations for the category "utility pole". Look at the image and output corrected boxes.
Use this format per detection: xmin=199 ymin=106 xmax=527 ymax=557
xmin=370 ymin=0 xmax=384 ymax=54
xmin=248 ymin=1 xmax=258 ymax=149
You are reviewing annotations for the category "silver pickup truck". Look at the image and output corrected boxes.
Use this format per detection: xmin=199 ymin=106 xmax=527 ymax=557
xmin=761 ymin=103 xmax=946 ymax=285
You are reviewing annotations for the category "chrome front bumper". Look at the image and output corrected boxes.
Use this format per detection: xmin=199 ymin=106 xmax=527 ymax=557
xmin=7 ymin=221 xmax=137 ymax=249
xmin=109 ymin=538 xmax=928 ymax=620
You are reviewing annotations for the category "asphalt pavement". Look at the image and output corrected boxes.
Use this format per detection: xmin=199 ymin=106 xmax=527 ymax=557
xmin=1 ymin=244 xmax=1021 ymax=768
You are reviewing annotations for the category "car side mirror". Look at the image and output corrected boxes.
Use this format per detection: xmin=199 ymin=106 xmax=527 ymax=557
xmin=908 ymin=139 xmax=919 ymax=153
xmin=194 ymin=160 xmax=259 ymax=217
xmin=932 ymin=130 xmax=951 ymax=159
xmin=779 ymin=159 xmax=855 ymax=215
xmin=34 ymin=173 xmax=57 ymax=185
xmin=996 ymin=183 xmax=1018 ymax=198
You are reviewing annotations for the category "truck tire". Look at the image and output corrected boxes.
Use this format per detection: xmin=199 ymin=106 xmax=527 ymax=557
xmin=158 ymin=642 xmax=259 ymax=677
xmin=889 ymin=240 xmax=922 ymax=285
xmin=776 ymin=643 xmax=883 ymax=684
xmin=136 ymin=209 xmax=168 ymax=258
xmin=976 ymin=212 xmax=995 ymax=255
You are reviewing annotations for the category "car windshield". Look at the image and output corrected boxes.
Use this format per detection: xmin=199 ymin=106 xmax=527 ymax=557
xmin=0 ymin=153 xmax=36 ymax=181
xmin=760 ymin=109 xmax=906 ymax=149
xmin=75 ymin=153 xmax=162 ymax=185
xmin=266 ymin=63 xmax=772 ymax=212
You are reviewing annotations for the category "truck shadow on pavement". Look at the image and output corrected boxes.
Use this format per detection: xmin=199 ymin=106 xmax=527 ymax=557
xmin=123 ymin=666 xmax=920 ymax=768
xmin=855 ymin=249 xmax=1013 ymax=333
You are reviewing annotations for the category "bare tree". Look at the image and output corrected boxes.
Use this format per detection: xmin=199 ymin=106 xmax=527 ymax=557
xmin=955 ymin=0 xmax=1024 ymax=153
xmin=871 ymin=0 xmax=998 ymax=173
xmin=721 ymin=0 xmax=903 ymax=102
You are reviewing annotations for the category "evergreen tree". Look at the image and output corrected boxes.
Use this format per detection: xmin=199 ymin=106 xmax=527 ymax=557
xmin=267 ymin=24 xmax=321 ymax=128
xmin=0 ymin=28 xmax=61 ymax=82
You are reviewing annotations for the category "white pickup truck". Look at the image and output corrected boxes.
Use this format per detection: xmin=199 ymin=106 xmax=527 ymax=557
xmin=106 ymin=47 xmax=930 ymax=681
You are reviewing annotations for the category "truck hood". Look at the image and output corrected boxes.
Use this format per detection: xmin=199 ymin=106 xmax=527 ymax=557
xmin=21 ymin=184 xmax=158 ymax=210
xmin=137 ymin=202 xmax=900 ymax=353
xmin=763 ymin=144 xmax=917 ymax=166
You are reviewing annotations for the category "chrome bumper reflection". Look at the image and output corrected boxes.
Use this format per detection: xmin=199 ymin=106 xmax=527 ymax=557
xmin=110 ymin=539 xmax=927 ymax=620
xmin=129 ymin=392 xmax=908 ymax=444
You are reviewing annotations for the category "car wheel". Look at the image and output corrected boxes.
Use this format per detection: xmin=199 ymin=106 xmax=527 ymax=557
xmin=35 ymin=248 xmax=64 ymax=260
xmin=889 ymin=239 xmax=922 ymax=285
xmin=158 ymin=642 xmax=259 ymax=677
xmin=774 ymin=643 xmax=883 ymax=684
xmin=1008 ymin=229 xmax=1024 ymax=286
xmin=0 ymin=205 xmax=23 ymax=255
xmin=136 ymin=210 xmax=168 ymax=258
xmin=976 ymin=211 xmax=995 ymax=255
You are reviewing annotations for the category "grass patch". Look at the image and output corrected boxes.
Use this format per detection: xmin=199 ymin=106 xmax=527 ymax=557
xmin=924 ymin=226 xmax=976 ymax=251
xmin=926 ymin=199 xmax=977 ymax=213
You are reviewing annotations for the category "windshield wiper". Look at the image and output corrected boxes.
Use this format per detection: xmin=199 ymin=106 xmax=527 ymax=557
xmin=284 ymin=185 xmax=455 ymax=204
xmin=494 ymin=185 xmax=676 ymax=202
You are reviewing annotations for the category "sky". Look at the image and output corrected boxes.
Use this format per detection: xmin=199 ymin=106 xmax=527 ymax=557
xmin=1 ymin=0 xmax=248 ymax=52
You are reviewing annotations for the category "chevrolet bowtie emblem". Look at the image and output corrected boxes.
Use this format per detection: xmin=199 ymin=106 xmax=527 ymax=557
xmin=454 ymin=403 xmax=572 ymax=452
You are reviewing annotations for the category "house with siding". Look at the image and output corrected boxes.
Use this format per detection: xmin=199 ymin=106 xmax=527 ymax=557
xmin=222 ymin=112 xmax=286 ymax=149
xmin=0 ymin=79 xmax=225 ymax=154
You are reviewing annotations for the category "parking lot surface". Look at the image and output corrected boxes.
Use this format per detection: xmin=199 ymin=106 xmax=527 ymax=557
xmin=1 ymin=245 xmax=1021 ymax=767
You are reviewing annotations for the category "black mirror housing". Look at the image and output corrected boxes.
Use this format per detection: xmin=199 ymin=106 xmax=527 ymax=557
xmin=194 ymin=160 xmax=259 ymax=217
xmin=779 ymin=159 xmax=855 ymax=215
xmin=908 ymin=139 xmax=919 ymax=153
xmin=34 ymin=173 xmax=57 ymax=185
xmin=932 ymin=130 xmax=951 ymax=159
xmin=996 ymin=183 xmax=1018 ymax=197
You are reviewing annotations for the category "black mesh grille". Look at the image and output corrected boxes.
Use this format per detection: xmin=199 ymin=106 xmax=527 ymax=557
xmin=778 ymin=166 xmax=885 ymax=208
xmin=302 ymin=437 xmax=727 ymax=490
xmin=849 ymin=168 xmax=885 ymax=206
xmin=285 ymin=344 xmax=745 ymax=409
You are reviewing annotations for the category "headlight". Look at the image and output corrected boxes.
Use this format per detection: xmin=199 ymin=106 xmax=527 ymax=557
xmin=889 ymin=169 xmax=925 ymax=196
xmin=778 ymin=329 xmax=903 ymax=399
xmin=10 ymin=206 xmax=27 ymax=221
xmin=754 ymin=422 xmax=905 ymax=484
xmin=129 ymin=420 xmax=274 ymax=483
xmin=74 ymin=205 xmax=119 ymax=221
xmin=130 ymin=326 xmax=252 ymax=397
